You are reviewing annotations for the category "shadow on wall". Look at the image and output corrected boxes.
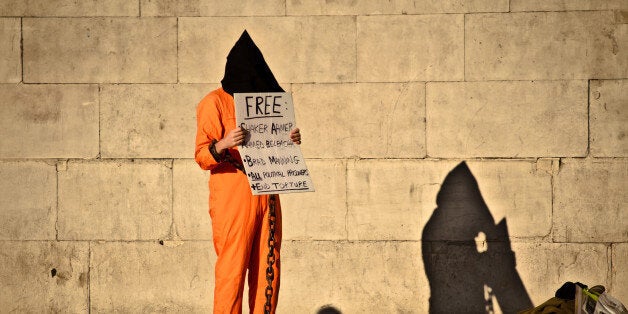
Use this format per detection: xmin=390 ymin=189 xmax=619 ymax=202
xmin=422 ymin=162 xmax=533 ymax=313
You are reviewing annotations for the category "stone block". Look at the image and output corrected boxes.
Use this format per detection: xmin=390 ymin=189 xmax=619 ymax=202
xmin=58 ymin=160 xmax=172 ymax=240
xmin=612 ymin=243 xmax=628 ymax=301
xmin=100 ymin=84 xmax=214 ymax=158
xmin=513 ymin=243 xmax=609 ymax=306
xmin=141 ymin=0 xmax=284 ymax=16
xmin=347 ymin=159 xmax=442 ymax=241
xmin=0 ymin=0 xmax=138 ymax=16
xmin=617 ymin=10 xmax=628 ymax=24
xmin=0 ymin=161 xmax=56 ymax=240
xmin=463 ymin=160 xmax=553 ymax=239
xmin=0 ymin=18 xmax=20 ymax=82
xmin=0 ymin=241 xmax=88 ymax=312
xmin=279 ymin=241 xmax=428 ymax=313
xmin=357 ymin=14 xmax=464 ymax=82
xmin=590 ymin=80 xmax=628 ymax=157
xmin=0 ymin=84 xmax=99 ymax=158
xmin=554 ymin=159 xmax=628 ymax=242
xmin=421 ymin=240 xmax=535 ymax=313
xmin=173 ymin=159 xmax=212 ymax=240
xmin=466 ymin=11 xmax=627 ymax=80
xmin=288 ymin=0 xmax=508 ymax=15
xmin=292 ymin=83 xmax=425 ymax=159
xmin=347 ymin=159 xmax=553 ymax=241
xmin=511 ymin=0 xmax=628 ymax=11
xmin=426 ymin=81 xmax=587 ymax=158
xmin=90 ymin=241 xmax=214 ymax=313
xmin=179 ymin=16 xmax=356 ymax=83
xmin=281 ymin=159 xmax=347 ymax=240
xmin=23 ymin=17 xmax=177 ymax=83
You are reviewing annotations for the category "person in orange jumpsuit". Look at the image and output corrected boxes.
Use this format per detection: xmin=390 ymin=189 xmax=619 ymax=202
xmin=195 ymin=30 xmax=301 ymax=314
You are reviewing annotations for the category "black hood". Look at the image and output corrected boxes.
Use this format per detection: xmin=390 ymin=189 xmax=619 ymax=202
xmin=221 ymin=30 xmax=284 ymax=96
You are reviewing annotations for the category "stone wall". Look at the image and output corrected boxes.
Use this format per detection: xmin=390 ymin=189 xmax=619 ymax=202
xmin=0 ymin=0 xmax=626 ymax=312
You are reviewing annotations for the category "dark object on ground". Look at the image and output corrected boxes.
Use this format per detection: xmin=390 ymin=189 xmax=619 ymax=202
xmin=317 ymin=305 xmax=342 ymax=314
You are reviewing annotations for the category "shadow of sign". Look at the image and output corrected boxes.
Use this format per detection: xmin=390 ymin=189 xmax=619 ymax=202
xmin=422 ymin=162 xmax=533 ymax=313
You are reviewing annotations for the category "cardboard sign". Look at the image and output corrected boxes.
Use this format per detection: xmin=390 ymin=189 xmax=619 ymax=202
xmin=234 ymin=92 xmax=315 ymax=195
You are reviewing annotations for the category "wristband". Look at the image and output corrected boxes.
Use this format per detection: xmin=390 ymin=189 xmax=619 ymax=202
xmin=209 ymin=140 xmax=225 ymax=162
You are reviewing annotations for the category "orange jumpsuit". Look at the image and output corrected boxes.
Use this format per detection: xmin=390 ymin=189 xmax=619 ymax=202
xmin=195 ymin=87 xmax=282 ymax=314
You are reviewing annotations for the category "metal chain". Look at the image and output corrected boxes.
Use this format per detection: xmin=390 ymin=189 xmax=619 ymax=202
xmin=264 ymin=195 xmax=277 ymax=314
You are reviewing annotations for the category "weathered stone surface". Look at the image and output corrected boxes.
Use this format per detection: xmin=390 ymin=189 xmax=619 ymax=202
xmin=421 ymin=240 xmax=535 ymax=313
xmin=0 ymin=0 xmax=138 ymax=16
xmin=292 ymin=83 xmax=425 ymax=159
xmin=554 ymin=159 xmax=628 ymax=242
xmin=466 ymin=11 xmax=627 ymax=80
xmin=173 ymin=159 xmax=212 ymax=240
xmin=426 ymin=81 xmax=587 ymax=158
xmin=0 ymin=161 xmax=56 ymax=240
xmin=0 ymin=241 xmax=89 ymax=313
xmin=58 ymin=160 xmax=172 ymax=240
xmin=590 ymin=80 xmax=628 ymax=157
xmin=347 ymin=159 xmax=552 ymax=240
xmin=513 ymin=243 xmax=609 ymax=306
xmin=0 ymin=18 xmax=20 ymax=82
xmin=287 ymin=0 xmax=508 ymax=15
xmin=612 ymin=243 xmax=628 ymax=301
xmin=511 ymin=0 xmax=628 ymax=11
xmin=463 ymin=160 xmax=553 ymax=238
xmin=100 ymin=84 xmax=214 ymax=158
xmin=617 ymin=10 xmax=628 ymax=24
xmin=90 ymin=241 xmax=214 ymax=313
xmin=358 ymin=15 xmax=463 ymax=82
xmin=0 ymin=2 xmax=625 ymax=312
xmin=141 ymin=0 xmax=284 ymax=16
xmin=279 ymin=241 xmax=427 ymax=313
xmin=23 ymin=18 xmax=177 ymax=83
xmin=281 ymin=159 xmax=347 ymax=240
xmin=179 ymin=16 xmax=356 ymax=83
xmin=347 ymin=159 xmax=441 ymax=241
xmin=0 ymin=84 xmax=99 ymax=158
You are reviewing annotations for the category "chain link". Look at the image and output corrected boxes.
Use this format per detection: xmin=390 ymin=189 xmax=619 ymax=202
xmin=264 ymin=195 xmax=277 ymax=314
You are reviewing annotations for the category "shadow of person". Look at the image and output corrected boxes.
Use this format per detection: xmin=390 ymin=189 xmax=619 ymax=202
xmin=422 ymin=162 xmax=533 ymax=313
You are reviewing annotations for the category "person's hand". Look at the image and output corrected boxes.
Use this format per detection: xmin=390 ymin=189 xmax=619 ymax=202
xmin=216 ymin=127 xmax=247 ymax=153
xmin=290 ymin=128 xmax=301 ymax=145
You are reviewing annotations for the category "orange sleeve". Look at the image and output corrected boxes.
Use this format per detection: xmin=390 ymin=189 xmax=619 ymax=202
xmin=195 ymin=93 xmax=223 ymax=171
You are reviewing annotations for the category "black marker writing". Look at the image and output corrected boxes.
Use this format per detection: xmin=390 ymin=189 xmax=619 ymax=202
xmin=271 ymin=122 xmax=293 ymax=135
xmin=287 ymin=169 xmax=308 ymax=176
xmin=240 ymin=122 xmax=268 ymax=134
xmin=271 ymin=181 xmax=308 ymax=190
xmin=268 ymin=155 xmax=300 ymax=165
xmin=248 ymin=172 xmax=262 ymax=181
xmin=263 ymin=171 xmax=285 ymax=178
xmin=243 ymin=155 xmax=266 ymax=167
xmin=245 ymin=95 xmax=283 ymax=118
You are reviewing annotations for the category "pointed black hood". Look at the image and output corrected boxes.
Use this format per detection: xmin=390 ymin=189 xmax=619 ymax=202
xmin=221 ymin=30 xmax=284 ymax=96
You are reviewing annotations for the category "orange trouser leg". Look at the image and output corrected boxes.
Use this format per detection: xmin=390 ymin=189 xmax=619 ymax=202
xmin=248 ymin=196 xmax=282 ymax=314
xmin=210 ymin=172 xmax=255 ymax=314
xmin=209 ymin=172 xmax=282 ymax=314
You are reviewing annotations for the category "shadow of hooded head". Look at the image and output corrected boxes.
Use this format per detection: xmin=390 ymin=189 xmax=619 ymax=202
xmin=421 ymin=162 xmax=532 ymax=313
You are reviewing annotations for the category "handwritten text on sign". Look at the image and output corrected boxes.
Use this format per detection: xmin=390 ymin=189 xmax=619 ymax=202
xmin=234 ymin=92 xmax=315 ymax=195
